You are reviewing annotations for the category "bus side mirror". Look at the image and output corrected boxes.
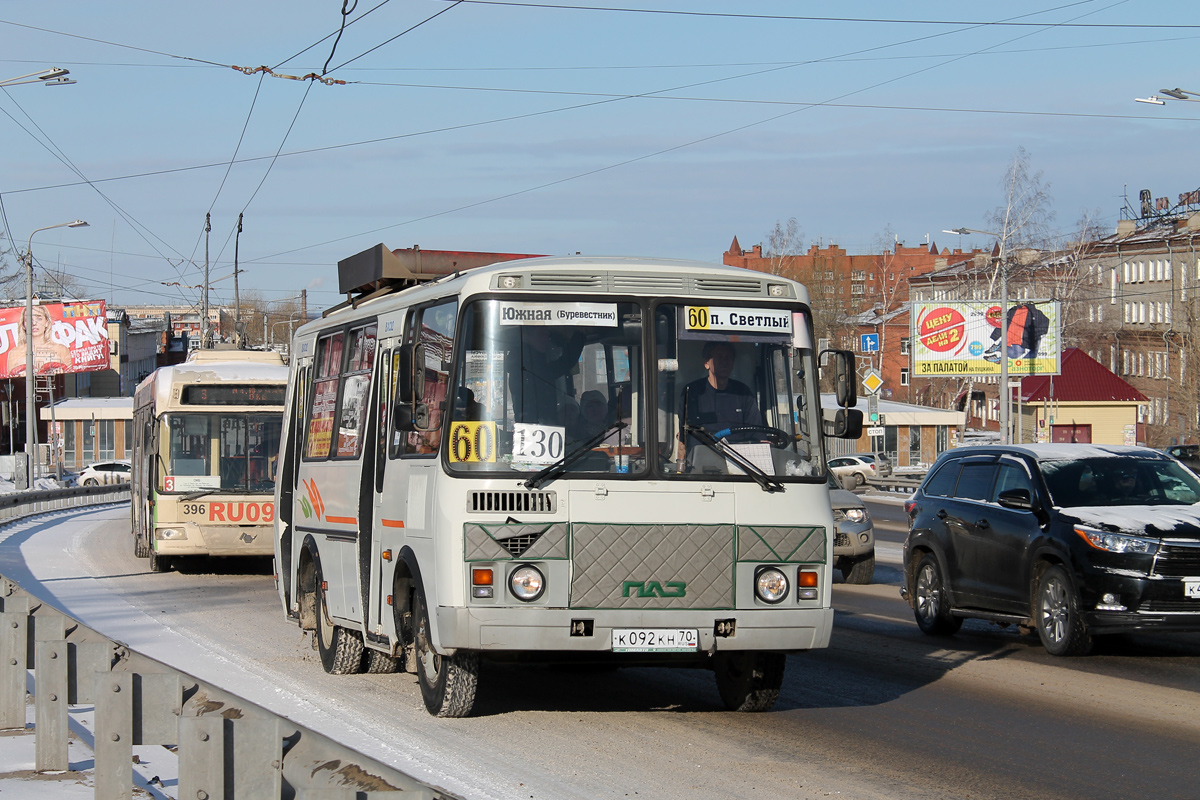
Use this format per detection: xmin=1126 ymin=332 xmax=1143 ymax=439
xmin=833 ymin=350 xmax=857 ymax=408
xmin=395 ymin=344 xmax=414 ymax=403
xmin=822 ymin=408 xmax=863 ymax=439
xmin=394 ymin=402 xmax=416 ymax=432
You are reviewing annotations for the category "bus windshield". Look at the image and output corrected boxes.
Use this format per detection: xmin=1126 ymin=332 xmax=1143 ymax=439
xmin=446 ymin=299 xmax=644 ymax=475
xmin=655 ymin=303 xmax=822 ymax=481
xmin=162 ymin=412 xmax=283 ymax=493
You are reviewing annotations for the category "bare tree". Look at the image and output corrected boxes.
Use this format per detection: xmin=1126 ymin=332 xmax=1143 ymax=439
xmin=987 ymin=146 xmax=1056 ymax=256
xmin=236 ymin=290 xmax=304 ymax=348
xmin=764 ymin=217 xmax=803 ymax=276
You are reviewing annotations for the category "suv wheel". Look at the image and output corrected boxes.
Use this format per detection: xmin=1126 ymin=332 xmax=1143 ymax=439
xmin=1034 ymin=564 xmax=1092 ymax=656
xmin=912 ymin=553 xmax=962 ymax=636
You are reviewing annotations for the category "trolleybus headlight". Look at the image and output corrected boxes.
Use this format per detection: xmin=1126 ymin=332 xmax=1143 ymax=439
xmin=155 ymin=528 xmax=186 ymax=540
xmin=755 ymin=567 xmax=789 ymax=604
xmin=509 ymin=565 xmax=545 ymax=602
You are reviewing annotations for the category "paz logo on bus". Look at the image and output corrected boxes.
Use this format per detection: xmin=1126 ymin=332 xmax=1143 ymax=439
xmin=622 ymin=580 xmax=686 ymax=598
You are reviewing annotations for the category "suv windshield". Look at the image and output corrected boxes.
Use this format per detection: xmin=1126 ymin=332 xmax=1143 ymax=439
xmin=1040 ymin=456 xmax=1200 ymax=507
xmin=654 ymin=303 xmax=822 ymax=481
xmin=446 ymin=299 xmax=644 ymax=476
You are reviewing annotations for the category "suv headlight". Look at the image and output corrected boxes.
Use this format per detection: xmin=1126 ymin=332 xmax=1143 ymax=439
xmin=842 ymin=508 xmax=868 ymax=524
xmin=1074 ymin=527 xmax=1158 ymax=555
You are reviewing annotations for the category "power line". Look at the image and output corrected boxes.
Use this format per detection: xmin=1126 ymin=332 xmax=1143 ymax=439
xmin=433 ymin=0 xmax=1200 ymax=29
xmin=327 ymin=0 xmax=466 ymax=73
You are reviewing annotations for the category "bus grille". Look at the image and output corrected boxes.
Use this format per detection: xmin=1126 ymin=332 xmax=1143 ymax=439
xmin=570 ymin=523 xmax=734 ymax=609
xmin=1153 ymin=541 xmax=1200 ymax=577
xmin=528 ymin=273 xmax=603 ymax=290
xmin=610 ymin=274 xmax=687 ymax=293
xmin=467 ymin=490 xmax=557 ymax=514
xmin=693 ymin=277 xmax=764 ymax=295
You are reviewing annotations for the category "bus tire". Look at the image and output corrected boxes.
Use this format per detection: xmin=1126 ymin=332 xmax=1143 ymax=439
xmin=713 ymin=651 xmax=785 ymax=712
xmin=148 ymin=550 xmax=171 ymax=573
xmin=413 ymin=589 xmax=478 ymax=717
xmin=315 ymin=575 xmax=364 ymax=675
xmin=134 ymin=531 xmax=150 ymax=559
xmin=363 ymin=648 xmax=399 ymax=674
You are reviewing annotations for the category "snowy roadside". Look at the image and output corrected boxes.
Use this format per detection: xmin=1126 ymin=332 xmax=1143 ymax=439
xmin=0 ymin=692 xmax=175 ymax=799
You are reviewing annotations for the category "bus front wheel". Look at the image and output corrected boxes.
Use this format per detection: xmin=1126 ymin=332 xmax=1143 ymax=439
xmin=713 ymin=651 xmax=785 ymax=712
xmin=413 ymin=589 xmax=478 ymax=718
xmin=315 ymin=569 xmax=364 ymax=675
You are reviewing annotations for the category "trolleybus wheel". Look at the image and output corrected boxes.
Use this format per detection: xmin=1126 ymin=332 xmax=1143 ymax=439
xmin=148 ymin=550 xmax=171 ymax=573
xmin=315 ymin=570 xmax=364 ymax=675
xmin=134 ymin=530 xmax=150 ymax=559
xmin=713 ymin=651 xmax=785 ymax=712
xmin=413 ymin=588 xmax=478 ymax=717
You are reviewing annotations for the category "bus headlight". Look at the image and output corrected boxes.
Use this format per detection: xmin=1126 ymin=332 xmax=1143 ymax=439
xmin=755 ymin=567 xmax=789 ymax=604
xmin=509 ymin=565 xmax=545 ymax=602
xmin=155 ymin=528 xmax=186 ymax=540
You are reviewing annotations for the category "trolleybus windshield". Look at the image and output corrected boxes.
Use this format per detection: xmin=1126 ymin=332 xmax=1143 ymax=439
xmin=162 ymin=412 xmax=283 ymax=493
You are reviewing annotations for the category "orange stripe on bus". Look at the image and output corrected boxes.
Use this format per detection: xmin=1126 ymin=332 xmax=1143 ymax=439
xmin=381 ymin=519 xmax=405 ymax=528
xmin=325 ymin=515 xmax=356 ymax=525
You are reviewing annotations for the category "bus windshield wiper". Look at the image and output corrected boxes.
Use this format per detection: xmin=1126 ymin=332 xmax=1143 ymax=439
xmin=524 ymin=421 xmax=627 ymax=490
xmin=682 ymin=422 xmax=784 ymax=493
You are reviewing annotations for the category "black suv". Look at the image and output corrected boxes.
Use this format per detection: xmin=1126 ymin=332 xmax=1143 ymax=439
xmin=902 ymin=444 xmax=1200 ymax=655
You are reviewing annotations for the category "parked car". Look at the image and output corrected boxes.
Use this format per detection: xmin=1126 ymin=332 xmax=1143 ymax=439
xmin=854 ymin=452 xmax=893 ymax=478
xmin=829 ymin=473 xmax=875 ymax=583
xmin=827 ymin=455 xmax=877 ymax=488
xmin=1163 ymin=444 xmax=1200 ymax=472
xmin=902 ymin=444 xmax=1200 ymax=655
xmin=77 ymin=459 xmax=131 ymax=486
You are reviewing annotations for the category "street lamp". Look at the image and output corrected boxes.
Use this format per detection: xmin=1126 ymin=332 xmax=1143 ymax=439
xmin=0 ymin=68 xmax=75 ymax=88
xmin=942 ymin=227 xmax=1012 ymax=444
xmin=1136 ymin=87 xmax=1200 ymax=105
xmin=23 ymin=220 xmax=88 ymax=488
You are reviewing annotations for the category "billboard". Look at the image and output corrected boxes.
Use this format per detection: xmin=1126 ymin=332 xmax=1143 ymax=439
xmin=911 ymin=300 xmax=1060 ymax=377
xmin=0 ymin=300 xmax=110 ymax=379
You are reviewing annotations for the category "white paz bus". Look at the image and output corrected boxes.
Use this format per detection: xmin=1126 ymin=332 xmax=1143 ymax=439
xmin=132 ymin=350 xmax=289 ymax=572
xmin=274 ymin=250 xmax=861 ymax=716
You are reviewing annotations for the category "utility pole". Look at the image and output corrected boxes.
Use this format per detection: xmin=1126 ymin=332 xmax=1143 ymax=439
xmin=202 ymin=213 xmax=211 ymax=349
xmin=301 ymin=289 xmax=307 ymax=325
xmin=234 ymin=213 xmax=243 ymax=348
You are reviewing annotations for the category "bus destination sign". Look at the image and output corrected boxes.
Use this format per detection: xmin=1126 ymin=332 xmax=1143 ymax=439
xmin=181 ymin=384 xmax=286 ymax=406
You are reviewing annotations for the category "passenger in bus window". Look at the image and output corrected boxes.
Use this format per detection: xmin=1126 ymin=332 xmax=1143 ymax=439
xmin=507 ymin=326 xmax=585 ymax=426
xmin=677 ymin=341 xmax=762 ymax=461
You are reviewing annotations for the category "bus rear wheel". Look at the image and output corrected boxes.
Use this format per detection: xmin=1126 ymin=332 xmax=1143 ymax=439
xmin=713 ymin=651 xmax=785 ymax=712
xmin=413 ymin=589 xmax=478 ymax=717
xmin=315 ymin=572 xmax=364 ymax=675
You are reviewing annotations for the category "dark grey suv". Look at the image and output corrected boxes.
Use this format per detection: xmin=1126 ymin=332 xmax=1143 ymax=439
xmin=902 ymin=444 xmax=1200 ymax=655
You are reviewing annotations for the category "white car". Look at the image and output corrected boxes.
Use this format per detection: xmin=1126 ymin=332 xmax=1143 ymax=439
xmin=77 ymin=459 xmax=131 ymax=486
xmin=827 ymin=455 xmax=877 ymax=488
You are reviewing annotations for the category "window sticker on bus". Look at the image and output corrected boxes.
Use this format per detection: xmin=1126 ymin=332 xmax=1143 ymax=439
xmin=306 ymin=379 xmax=338 ymax=458
xmin=496 ymin=302 xmax=618 ymax=327
xmin=684 ymin=306 xmax=792 ymax=334
xmin=163 ymin=475 xmax=220 ymax=492
xmin=337 ymin=373 xmax=370 ymax=457
xmin=448 ymin=421 xmax=498 ymax=463
xmin=510 ymin=422 xmax=565 ymax=465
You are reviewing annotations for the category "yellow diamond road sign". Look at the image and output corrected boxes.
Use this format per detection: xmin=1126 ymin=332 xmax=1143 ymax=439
xmin=863 ymin=369 xmax=884 ymax=395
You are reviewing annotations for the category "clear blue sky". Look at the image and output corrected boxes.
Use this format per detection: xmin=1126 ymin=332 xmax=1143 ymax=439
xmin=2 ymin=1 xmax=1197 ymax=312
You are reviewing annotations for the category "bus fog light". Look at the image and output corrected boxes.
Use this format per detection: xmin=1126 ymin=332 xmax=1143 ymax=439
xmin=509 ymin=565 xmax=545 ymax=602
xmin=155 ymin=528 xmax=186 ymax=540
xmin=755 ymin=568 xmax=789 ymax=604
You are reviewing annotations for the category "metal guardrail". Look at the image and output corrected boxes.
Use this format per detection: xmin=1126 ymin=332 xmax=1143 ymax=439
xmin=866 ymin=474 xmax=926 ymax=493
xmin=0 ymin=489 xmax=452 ymax=799
xmin=0 ymin=481 xmax=132 ymax=523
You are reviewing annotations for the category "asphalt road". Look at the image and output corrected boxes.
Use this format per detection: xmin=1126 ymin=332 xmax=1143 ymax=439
xmin=11 ymin=506 xmax=1200 ymax=800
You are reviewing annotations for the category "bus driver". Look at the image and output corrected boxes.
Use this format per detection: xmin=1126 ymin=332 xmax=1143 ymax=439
xmin=677 ymin=341 xmax=762 ymax=462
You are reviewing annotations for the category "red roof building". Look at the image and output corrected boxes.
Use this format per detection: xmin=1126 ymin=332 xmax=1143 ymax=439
xmin=1016 ymin=348 xmax=1147 ymax=445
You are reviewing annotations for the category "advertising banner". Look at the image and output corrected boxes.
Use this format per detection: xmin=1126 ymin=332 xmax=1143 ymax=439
xmin=0 ymin=300 xmax=110 ymax=379
xmin=911 ymin=300 xmax=1060 ymax=377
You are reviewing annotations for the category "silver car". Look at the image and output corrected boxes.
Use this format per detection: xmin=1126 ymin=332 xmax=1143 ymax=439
xmin=829 ymin=473 xmax=875 ymax=583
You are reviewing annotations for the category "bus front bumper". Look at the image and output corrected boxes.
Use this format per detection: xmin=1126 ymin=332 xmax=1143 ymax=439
xmin=434 ymin=605 xmax=833 ymax=655
xmin=154 ymin=522 xmax=274 ymax=557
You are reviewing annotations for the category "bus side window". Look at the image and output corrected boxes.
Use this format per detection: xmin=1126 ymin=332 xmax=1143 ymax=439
xmin=400 ymin=299 xmax=457 ymax=457
xmin=333 ymin=323 xmax=377 ymax=459
xmin=304 ymin=331 xmax=344 ymax=460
